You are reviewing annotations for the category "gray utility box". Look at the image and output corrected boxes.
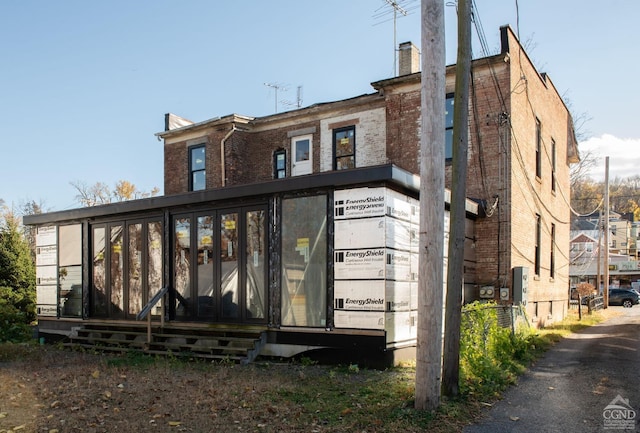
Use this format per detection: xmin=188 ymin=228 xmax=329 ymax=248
xmin=513 ymin=266 xmax=529 ymax=306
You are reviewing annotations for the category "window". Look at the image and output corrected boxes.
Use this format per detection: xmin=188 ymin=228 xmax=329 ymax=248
xmin=535 ymin=118 xmax=542 ymax=178
xmin=445 ymin=93 xmax=454 ymax=159
xmin=274 ymin=149 xmax=286 ymax=178
xmin=535 ymin=214 xmax=541 ymax=276
xmin=551 ymin=139 xmax=556 ymax=192
xmin=59 ymin=225 xmax=82 ymax=317
xmin=189 ymin=145 xmax=206 ymax=191
xmin=281 ymin=195 xmax=327 ymax=327
xmin=92 ymin=219 xmax=163 ymax=319
xmin=333 ymin=126 xmax=355 ymax=170
xmin=550 ymin=223 xmax=556 ymax=279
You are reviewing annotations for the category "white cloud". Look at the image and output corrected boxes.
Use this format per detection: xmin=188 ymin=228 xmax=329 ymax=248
xmin=577 ymin=134 xmax=640 ymax=181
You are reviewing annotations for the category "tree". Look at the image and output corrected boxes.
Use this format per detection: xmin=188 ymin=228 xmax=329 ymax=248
xmin=571 ymin=175 xmax=640 ymax=217
xmin=71 ymin=180 xmax=160 ymax=207
xmin=0 ymin=209 xmax=36 ymax=341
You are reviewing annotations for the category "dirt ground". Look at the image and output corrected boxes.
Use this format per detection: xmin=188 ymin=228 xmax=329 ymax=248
xmin=0 ymin=345 xmax=421 ymax=433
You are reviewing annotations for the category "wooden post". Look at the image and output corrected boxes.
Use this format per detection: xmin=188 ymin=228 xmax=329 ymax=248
xmin=442 ymin=0 xmax=471 ymax=398
xmin=415 ymin=0 xmax=446 ymax=412
xmin=604 ymin=157 xmax=610 ymax=308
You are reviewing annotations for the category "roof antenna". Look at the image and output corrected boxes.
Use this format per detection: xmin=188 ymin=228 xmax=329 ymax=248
xmin=264 ymin=82 xmax=287 ymax=113
xmin=282 ymin=85 xmax=303 ymax=109
xmin=373 ymin=1 xmax=417 ymax=76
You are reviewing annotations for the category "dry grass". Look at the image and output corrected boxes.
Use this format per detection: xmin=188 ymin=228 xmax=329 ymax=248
xmin=0 ymin=346 xmax=472 ymax=433
xmin=0 ymin=308 xmax=616 ymax=433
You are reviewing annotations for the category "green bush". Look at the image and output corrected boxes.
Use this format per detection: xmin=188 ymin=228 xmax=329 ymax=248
xmin=0 ymin=301 xmax=33 ymax=343
xmin=459 ymin=301 xmax=535 ymax=397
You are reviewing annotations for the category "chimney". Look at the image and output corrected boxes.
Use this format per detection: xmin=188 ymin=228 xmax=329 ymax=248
xmin=398 ymin=41 xmax=420 ymax=76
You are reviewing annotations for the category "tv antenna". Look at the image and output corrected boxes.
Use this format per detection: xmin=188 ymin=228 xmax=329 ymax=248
xmin=264 ymin=82 xmax=287 ymax=113
xmin=282 ymin=85 xmax=303 ymax=109
xmin=373 ymin=0 xmax=418 ymax=75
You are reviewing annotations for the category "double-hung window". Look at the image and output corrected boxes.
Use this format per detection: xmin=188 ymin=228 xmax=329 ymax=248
xmin=550 ymin=223 xmax=556 ymax=279
xmin=189 ymin=144 xmax=206 ymax=191
xmin=535 ymin=214 xmax=541 ymax=276
xmin=445 ymin=93 xmax=454 ymax=160
xmin=551 ymin=139 xmax=556 ymax=192
xmin=535 ymin=118 xmax=542 ymax=179
xmin=333 ymin=126 xmax=355 ymax=170
xmin=274 ymin=149 xmax=287 ymax=179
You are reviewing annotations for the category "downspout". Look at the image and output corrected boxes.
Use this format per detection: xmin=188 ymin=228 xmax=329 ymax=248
xmin=220 ymin=124 xmax=236 ymax=187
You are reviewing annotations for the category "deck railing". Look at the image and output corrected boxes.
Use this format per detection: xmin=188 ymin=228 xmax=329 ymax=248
xmin=136 ymin=286 xmax=169 ymax=344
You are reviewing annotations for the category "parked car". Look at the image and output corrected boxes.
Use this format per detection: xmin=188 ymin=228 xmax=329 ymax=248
xmin=608 ymin=288 xmax=640 ymax=308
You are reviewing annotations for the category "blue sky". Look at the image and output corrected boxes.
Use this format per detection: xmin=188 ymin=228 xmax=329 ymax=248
xmin=1 ymin=1 xmax=638 ymax=212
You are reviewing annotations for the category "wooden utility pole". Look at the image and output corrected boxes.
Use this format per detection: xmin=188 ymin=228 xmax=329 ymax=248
xmin=442 ymin=0 xmax=471 ymax=398
xmin=415 ymin=0 xmax=445 ymax=412
xmin=604 ymin=156 xmax=610 ymax=307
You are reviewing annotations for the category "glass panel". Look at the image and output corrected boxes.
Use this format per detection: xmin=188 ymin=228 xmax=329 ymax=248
xmin=174 ymin=217 xmax=192 ymax=319
xmin=336 ymin=156 xmax=355 ymax=170
xmin=295 ymin=139 xmax=310 ymax=162
xmin=276 ymin=152 xmax=286 ymax=169
xmin=334 ymin=130 xmax=354 ymax=157
xmin=191 ymin=146 xmax=205 ymax=170
xmin=246 ymin=210 xmax=266 ymax=319
xmin=445 ymin=129 xmax=453 ymax=160
xmin=59 ymin=265 xmax=82 ymax=317
xmin=59 ymin=224 xmax=82 ymax=266
xmin=92 ymin=227 xmax=107 ymax=316
xmin=128 ymin=223 xmax=143 ymax=316
xmin=220 ymin=212 xmax=239 ymax=319
xmin=110 ymin=225 xmax=124 ymax=317
xmin=445 ymin=96 xmax=454 ymax=128
xmin=281 ymin=195 xmax=327 ymax=327
xmin=192 ymin=170 xmax=206 ymax=191
xmin=59 ymin=224 xmax=82 ymax=318
xmin=148 ymin=221 xmax=163 ymax=316
xmin=197 ymin=215 xmax=215 ymax=317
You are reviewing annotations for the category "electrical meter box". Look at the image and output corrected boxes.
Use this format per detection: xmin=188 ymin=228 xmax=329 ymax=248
xmin=512 ymin=266 xmax=529 ymax=305
xmin=499 ymin=287 xmax=510 ymax=301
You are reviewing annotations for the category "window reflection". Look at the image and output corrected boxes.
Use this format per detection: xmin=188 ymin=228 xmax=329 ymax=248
xmin=59 ymin=225 xmax=82 ymax=317
xmin=281 ymin=195 xmax=327 ymax=327
xmin=197 ymin=215 xmax=214 ymax=317
xmin=221 ymin=212 xmax=239 ymax=318
xmin=174 ymin=217 xmax=191 ymax=319
xmin=246 ymin=210 xmax=266 ymax=319
xmin=128 ymin=223 xmax=143 ymax=316
xmin=148 ymin=221 xmax=163 ymax=316
xmin=110 ymin=225 xmax=124 ymax=317
xmin=92 ymin=227 xmax=107 ymax=316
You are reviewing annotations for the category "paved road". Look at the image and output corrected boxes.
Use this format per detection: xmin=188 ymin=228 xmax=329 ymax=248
xmin=464 ymin=306 xmax=640 ymax=433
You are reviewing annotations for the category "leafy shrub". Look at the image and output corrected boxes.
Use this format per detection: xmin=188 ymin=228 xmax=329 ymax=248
xmin=0 ymin=301 xmax=33 ymax=343
xmin=459 ymin=301 xmax=535 ymax=397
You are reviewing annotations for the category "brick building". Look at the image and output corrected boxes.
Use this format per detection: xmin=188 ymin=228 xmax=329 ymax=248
xmin=26 ymin=25 xmax=577 ymax=364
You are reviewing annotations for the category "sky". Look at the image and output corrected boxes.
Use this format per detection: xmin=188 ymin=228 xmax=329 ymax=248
xmin=1 ymin=0 xmax=638 ymax=212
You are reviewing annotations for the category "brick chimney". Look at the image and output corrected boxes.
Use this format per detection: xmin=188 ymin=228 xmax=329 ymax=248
xmin=398 ymin=41 xmax=420 ymax=76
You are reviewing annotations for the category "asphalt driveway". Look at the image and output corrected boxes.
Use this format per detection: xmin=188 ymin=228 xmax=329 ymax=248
xmin=465 ymin=306 xmax=640 ymax=433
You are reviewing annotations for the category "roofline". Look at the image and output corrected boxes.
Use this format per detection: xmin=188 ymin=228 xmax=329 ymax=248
xmin=24 ymin=164 xmax=478 ymax=225
xmin=155 ymin=114 xmax=254 ymax=139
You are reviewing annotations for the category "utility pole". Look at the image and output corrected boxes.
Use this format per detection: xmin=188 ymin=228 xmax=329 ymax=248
xmin=415 ymin=0 xmax=445 ymax=412
xmin=442 ymin=0 xmax=471 ymax=398
xmin=604 ymin=156 xmax=610 ymax=307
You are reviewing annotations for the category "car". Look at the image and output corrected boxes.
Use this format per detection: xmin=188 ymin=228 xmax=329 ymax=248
xmin=608 ymin=288 xmax=640 ymax=308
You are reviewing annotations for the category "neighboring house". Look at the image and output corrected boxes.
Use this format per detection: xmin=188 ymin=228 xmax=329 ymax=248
xmin=570 ymin=212 xmax=640 ymax=290
xmin=25 ymin=25 xmax=576 ymax=365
